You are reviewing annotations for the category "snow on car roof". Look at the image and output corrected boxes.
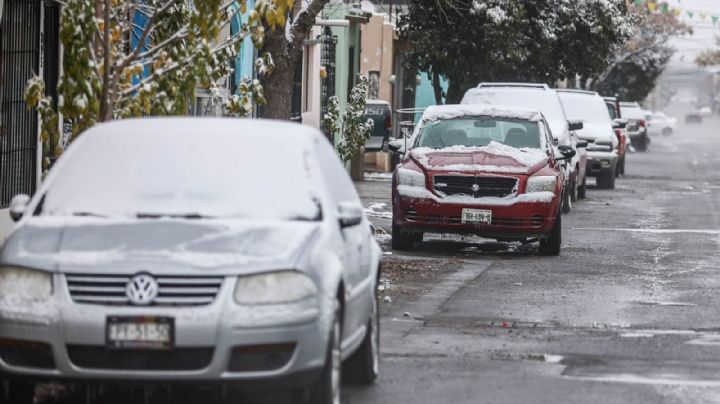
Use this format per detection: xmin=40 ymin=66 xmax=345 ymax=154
xmin=420 ymin=104 xmax=543 ymax=123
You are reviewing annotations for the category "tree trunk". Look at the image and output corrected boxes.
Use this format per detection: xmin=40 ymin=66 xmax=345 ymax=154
xmin=432 ymin=70 xmax=443 ymax=105
xmin=261 ymin=28 xmax=301 ymax=120
xmin=445 ymin=79 xmax=465 ymax=104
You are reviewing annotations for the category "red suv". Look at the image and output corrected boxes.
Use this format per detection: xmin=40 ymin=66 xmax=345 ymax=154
xmin=389 ymin=105 xmax=575 ymax=255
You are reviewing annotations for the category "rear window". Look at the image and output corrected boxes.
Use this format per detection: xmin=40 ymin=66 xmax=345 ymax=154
xmin=416 ymin=117 xmax=542 ymax=149
xmin=559 ymin=94 xmax=612 ymax=123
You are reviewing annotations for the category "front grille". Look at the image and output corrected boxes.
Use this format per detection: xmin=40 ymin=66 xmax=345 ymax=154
xmin=434 ymin=176 xmax=517 ymax=198
xmin=67 ymin=345 xmax=213 ymax=371
xmin=228 ymin=343 xmax=296 ymax=372
xmin=405 ymin=211 xmax=543 ymax=228
xmin=66 ymin=274 xmax=224 ymax=306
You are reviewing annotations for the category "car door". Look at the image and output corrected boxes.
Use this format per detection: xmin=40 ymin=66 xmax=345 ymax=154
xmin=314 ymin=139 xmax=373 ymax=337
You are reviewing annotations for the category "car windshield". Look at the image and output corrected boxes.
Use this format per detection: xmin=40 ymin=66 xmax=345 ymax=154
xmin=559 ymin=94 xmax=612 ymax=123
xmin=41 ymin=130 xmax=322 ymax=221
xmin=416 ymin=117 xmax=542 ymax=149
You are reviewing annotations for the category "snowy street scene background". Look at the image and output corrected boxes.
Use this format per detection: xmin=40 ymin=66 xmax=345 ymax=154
xmin=3 ymin=0 xmax=720 ymax=403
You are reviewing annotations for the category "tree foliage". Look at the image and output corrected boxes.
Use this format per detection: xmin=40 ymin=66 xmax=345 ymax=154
xmin=591 ymin=5 xmax=690 ymax=101
xmin=398 ymin=0 xmax=634 ymax=103
xmin=25 ymin=0 xmax=291 ymax=170
xmin=325 ymin=75 xmax=374 ymax=163
xmin=696 ymin=38 xmax=720 ymax=68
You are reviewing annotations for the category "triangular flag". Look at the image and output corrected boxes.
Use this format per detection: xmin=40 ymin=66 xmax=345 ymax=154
xmin=634 ymin=0 xmax=644 ymax=7
xmin=687 ymin=11 xmax=694 ymax=19
xmin=661 ymin=4 xmax=669 ymax=14
xmin=700 ymin=13 xmax=707 ymax=21
xmin=713 ymin=16 xmax=719 ymax=26
xmin=647 ymin=2 xmax=656 ymax=12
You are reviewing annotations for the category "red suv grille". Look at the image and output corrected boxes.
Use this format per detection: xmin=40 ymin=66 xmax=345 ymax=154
xmin=433 ymin=176 xmax=517 ymax=198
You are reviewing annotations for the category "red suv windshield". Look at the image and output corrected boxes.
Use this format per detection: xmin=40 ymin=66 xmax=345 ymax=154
xmin=416 ymin=118 xmax=541 ymax=150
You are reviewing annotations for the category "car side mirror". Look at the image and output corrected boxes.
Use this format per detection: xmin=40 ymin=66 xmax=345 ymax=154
xmin=388 ymin=138 xmax=405 ymax=154
xmin=568 ymin=120 xmax=584 ymax=131
xmin=9 ymin=194 xmax=30 ymax=222
xmin=576 ymin=140 xmax=588 ymax=148
xmin=338 ymin=202 xmax=363 ymax=228
xmin=555 ymin=145 xmax=576 ymax=161
xmin=613 ymin=119 xmax=627 ymax=129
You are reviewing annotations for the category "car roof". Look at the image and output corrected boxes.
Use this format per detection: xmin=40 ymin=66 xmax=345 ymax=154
xmin=421 ymin=104 xmax=544 ymax=122
xmin=556 ymin=89 xmax=600 ymax=97
xmin=477 ymin=82 xmax=550 ymax=90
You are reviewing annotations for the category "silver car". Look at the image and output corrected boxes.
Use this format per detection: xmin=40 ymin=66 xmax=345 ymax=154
xmin=0 ymin=118 xmax=381 ymax=403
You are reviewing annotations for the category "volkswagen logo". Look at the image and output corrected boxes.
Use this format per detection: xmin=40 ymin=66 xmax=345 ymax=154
xmin=126 ymin=274 xmax=159 ymax=305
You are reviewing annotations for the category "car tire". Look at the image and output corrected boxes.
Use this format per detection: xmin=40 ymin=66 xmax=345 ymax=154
xmin=619 ymin=157 xmax=626 ymax=177
xmin=306 ymin=308 xmax=342 ymax=404
xmin=5 ymin=382 xmax=34 ymax=404
xmin=577 ymin=175 xmax=587 ymax=200
xmin=561 ymin=180 xmax=573 ymax=214
xmin=391 ymin=222 xmax=415 ymax=251
xmin=343 ymin=289 xmax=380 ymax=385
xmin=597 ymin=166 xmax=616 ymax=189
xmin=539 ymin=212 xmax=561 ymax=256
xmin=636 ymin=134 xmax=649 ymax=152
xmin=570 ymin=170 xmax=579 ymax=203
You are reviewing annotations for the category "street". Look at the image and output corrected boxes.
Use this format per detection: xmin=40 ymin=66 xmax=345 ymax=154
xmin=348 ymin=109 xmax=720 ymax=403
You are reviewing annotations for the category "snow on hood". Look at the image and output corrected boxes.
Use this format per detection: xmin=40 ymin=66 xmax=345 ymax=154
xmin=576 ymin=121 xmax=615 ymax=142
xmin=410 ymin=142 xmax=547 ymax=174
xmin=2 ymin=217 xmax=320 ymax=274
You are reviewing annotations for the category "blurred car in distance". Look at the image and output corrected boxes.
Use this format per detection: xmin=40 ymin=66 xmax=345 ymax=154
xmin=0 ymin=118 xmax=382 ymax=404
xmin=686 ymin=110 xmax=703 ymax=124
xmin=619 ymin=102 xmax=650 ymax=152
xmin=558 ymin=90 xmax=619 ymax=189
xmin=363 ymin=100 xmax=392 ymax=152
xmin=390 ymin=104 xmax=575 ymax=255
xmin=646 ymin=112 xmax=677 ymax=136
xmin=603 ymin=96 xmax=629 ymax=177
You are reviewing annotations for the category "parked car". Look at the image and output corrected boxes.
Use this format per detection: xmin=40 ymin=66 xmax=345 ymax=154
xmin=558 ymin=90 xmax=619 ymax=189
xmin=461 ymin=83 xmax=587 ymax=212
xmin=0 ymin=118 xmax=381 ymax=403
xmin=363 ymin=100 xmax=392 ymax=152
xmin=389 ymin=104 xmax=575 ymax=255
xmin=603 ymin=96 xmax=629 ymax=177
xmin=686 ymin=110 xmax=703 ymax=124
xmin=619 ymin=102 xmax=650 ymax=152
xmin=646 ymin=112 xmax=678 ymax=136
xmin=699 ymin=106 xmax=712 ymax=117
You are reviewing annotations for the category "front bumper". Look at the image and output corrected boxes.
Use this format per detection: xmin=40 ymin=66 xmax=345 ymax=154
xmin=585 ymin=151 xmax=618 ymax=176
xmin=0 ymin=276 xmax=330 ymax=384
xmin=393 ymin=187 xmax=559 ymax=239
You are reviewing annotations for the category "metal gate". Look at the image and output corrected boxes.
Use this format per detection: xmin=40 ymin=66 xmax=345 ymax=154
xmin=0 ymin=0 xmax=41 ymax=207
xmin=320 ymin=26 xmax=337 ymax=142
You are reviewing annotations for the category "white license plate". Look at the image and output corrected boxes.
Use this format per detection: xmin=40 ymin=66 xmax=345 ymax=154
xmin=106 ymin=316 xmax=173 ymax=349
xmin=461 ymin=209 xmax=492 ymax=224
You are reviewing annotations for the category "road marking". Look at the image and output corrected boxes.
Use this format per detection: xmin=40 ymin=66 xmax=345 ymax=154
xmin=566 ymin=374 xmax=720 ymax=387
xmin=573 ymin=228 xmax=720 ymax=235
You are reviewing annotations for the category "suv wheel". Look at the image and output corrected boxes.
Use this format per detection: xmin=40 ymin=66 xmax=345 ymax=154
xmin=577 ymin=175 xmax=587 ymax=199
xmin=391 ymin=222 xmax=415 ymax=251
xmin=539 ymin=212 xmax=561 ymax=256
xmin=343 ymin=289 xmax=379 ymax=384
xmin=561 ymin=179 xmax=573 ymax=214
xmin=597 ymin=166 xmax=616 ymax=189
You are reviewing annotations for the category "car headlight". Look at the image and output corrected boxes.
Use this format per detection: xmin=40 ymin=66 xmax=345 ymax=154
xmin=396 ymin=167 xmax=426 ymax=187
xmin=0 ymin=267 xmax=53 ymax=301
xmin=526 ymin=176 xmax=557 ymax=193
xmin=234 ymin=271 xmax=318 ymax=305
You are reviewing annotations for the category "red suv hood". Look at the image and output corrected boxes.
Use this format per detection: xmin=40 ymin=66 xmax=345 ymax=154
xmin=410 ymin=146 xmax=547 ymax=175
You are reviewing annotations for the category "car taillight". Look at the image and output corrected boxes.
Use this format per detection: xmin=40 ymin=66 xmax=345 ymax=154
xmin=639 ymin=119 xmax=646 ymax=128
xmin=384 ymin=115 xmax=392 ymax=131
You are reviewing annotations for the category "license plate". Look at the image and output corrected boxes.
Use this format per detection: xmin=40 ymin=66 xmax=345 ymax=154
xmin=461 ymin=209 xmax=492 ymax=224
xmin=106 ymin=316 xmax=174 ymax=349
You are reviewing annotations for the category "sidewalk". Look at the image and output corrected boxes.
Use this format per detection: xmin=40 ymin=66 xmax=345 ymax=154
xmin=355 ymin=173 xmax=393 ymax=234
xmin=0 ymin=209 xmax=13 ymax=244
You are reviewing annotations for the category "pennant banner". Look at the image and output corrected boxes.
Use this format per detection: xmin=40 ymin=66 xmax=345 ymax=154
xmin=630 ymin=0 xmax=720 ymax=29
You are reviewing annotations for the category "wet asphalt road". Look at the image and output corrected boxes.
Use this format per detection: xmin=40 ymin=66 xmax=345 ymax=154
xmin=349 ymin=108 xmax=720 ymax=403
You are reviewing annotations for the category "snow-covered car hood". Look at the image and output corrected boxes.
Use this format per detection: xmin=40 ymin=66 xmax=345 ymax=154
xmin=409 ymin=143 xmax=548 ymax=175
xmin=1 ymin=217 xmax=320 ymax=275
xmin=576 ymin=121 xmax=614 ymax=142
